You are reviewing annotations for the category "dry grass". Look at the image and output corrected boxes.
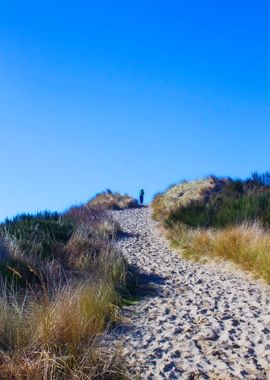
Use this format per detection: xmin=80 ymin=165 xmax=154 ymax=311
xmin=0 ymin=206 xmax=129 ymax=379
xmin=169 ymin=222 xmax=270 ymax=283
xmin=0 ymin=283 xmax=125 ymax=379
xmin=88 ymin=191 xmax=138 ymax=210
xmin=152 ymin=177 xmax=227 ymax=221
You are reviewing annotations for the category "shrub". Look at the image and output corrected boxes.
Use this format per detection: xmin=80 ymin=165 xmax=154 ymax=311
xmin=1 ymin=212 xmax=74 ymax=261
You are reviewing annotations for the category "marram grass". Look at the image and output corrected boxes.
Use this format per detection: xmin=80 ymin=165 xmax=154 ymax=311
xmin=0 ymin=206 xmax=130 ymax=379
xmin=168 ymin=222 xmax=270 ymax=283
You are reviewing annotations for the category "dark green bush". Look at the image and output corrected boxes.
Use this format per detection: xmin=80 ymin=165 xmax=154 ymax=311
xmin=0 ymin=207 xmax=127 ymax=292
xmin=1 ymin=212 xmax=75 ymax=260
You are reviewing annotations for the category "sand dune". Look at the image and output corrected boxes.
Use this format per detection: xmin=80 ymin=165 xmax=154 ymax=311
xmin=111 ymin=207 xmax=270 ymax=379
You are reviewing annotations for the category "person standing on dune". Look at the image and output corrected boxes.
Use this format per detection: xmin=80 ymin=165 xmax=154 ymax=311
xmin=139 ymin=189 xmax=144 ymax=205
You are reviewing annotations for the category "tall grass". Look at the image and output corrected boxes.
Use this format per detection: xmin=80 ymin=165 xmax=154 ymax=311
xmin=168 ymin=222 xmax=270 ymax=283
xmin=0 ymin=205 xmax=129 ymax=379
xmin=0 ymin=283 xmax=125 ymax=379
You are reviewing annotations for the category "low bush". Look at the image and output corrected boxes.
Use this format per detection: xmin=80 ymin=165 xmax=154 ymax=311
xmin=1 ymin=211 xmax=74 ymax=260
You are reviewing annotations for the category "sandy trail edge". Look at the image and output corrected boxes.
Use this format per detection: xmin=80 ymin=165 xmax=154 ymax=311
xmin=109 ymin=207 xmax=270 ymax=380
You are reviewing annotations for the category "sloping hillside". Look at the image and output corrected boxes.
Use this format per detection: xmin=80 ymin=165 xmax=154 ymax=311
xmin=152 ymin=176 xmax=229 ymax=221
xmin=152 ymin=173 xmax=270 ymax=283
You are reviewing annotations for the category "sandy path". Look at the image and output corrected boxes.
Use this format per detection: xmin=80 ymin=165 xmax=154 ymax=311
xmin=111 ymin=207 xmax=270 ymax=379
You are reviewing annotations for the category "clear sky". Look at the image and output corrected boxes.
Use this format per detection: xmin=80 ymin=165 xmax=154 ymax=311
xmin=0 ymin=1 xmax=270 ymax=220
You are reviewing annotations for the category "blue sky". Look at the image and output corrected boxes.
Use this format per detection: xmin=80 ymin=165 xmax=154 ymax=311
xmin=0 ymin=1 xmax=270 ymax=219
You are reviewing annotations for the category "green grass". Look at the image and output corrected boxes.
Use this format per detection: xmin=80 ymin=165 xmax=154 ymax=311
xmin=167 ymin=191 xmax=270 ymax=228
xmin=1 ymin=212 xmax=74 ymax=260
xmin=165 ymin=175 xmax=270 ymax=229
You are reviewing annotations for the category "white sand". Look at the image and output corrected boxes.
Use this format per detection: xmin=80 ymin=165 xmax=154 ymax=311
xmin=110 ymin=207 xmax=270 ymax=379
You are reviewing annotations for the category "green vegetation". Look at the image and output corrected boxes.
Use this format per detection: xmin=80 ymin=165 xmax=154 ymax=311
xmin=0 ymin=203 xmax=130 ymax=379
xmin=167 ymin=175 xmax=270 ymax=228
xmin=152 ymin=172 xmax=270 ymax=283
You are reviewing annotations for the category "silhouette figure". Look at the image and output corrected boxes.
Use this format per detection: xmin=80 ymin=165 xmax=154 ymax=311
xmin=139 ymin=189 xmax=144 ymax=205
